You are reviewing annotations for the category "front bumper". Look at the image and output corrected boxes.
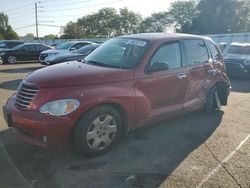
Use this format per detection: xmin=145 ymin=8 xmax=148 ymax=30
xmin=3 ymin=95 xmax=74 ymax=149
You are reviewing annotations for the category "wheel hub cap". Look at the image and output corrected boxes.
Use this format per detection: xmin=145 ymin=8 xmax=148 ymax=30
xmin=86 ymin=114 xmax=117 ymax=150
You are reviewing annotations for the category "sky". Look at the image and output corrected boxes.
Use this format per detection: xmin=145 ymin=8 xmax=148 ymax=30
xmin=0 ymin=0 xmax=176 ymax=37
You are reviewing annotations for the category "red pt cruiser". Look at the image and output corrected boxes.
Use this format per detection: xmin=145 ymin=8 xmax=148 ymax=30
xmin=3 ymin=33 xmax=230 ymax=156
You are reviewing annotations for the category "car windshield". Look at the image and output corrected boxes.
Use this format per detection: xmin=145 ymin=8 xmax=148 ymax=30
xmin=84 ymin=38 xmax=149 ymax=69
xmin=225 ymin=45 xmax=250 ymax=55
xmin=0 ymin=42 xmax=6 ymax=48
xmin=55 ymin=42 xmax=74 ymax=50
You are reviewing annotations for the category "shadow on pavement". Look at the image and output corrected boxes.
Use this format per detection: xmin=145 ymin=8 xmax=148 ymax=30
xmin=0 ymin=66 xmax=43 ymax=74
xmin=230 ymin=77 xmax=250 ymax=93
xmin=0 ymin=110 xmax=223 ymax=188
xmin=0 ymin=79 xmax=22 ymax=91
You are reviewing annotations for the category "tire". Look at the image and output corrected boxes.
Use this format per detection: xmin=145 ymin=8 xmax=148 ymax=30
xmin=7 ymin=56 xmax=17 ymax=64
xmin=73 ymin=106 xmax=123 ymax=157
xmin=204 ymin=86 xmax=221 ymax=113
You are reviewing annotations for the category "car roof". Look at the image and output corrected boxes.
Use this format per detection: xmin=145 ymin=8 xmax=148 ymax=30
xmin=0 ymin=40 xmax=23 ymax=43
xmin=23 ymin=43 xmax=46 ymax=45
xmin=64 ymin=41 xmax=95 ymax=44
xmin=230 ymin=42 xmax=250 ymax=46
xmin=120 ymin=33 xmax=208 ymax=42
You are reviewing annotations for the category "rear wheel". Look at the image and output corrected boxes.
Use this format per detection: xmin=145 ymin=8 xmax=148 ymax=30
xmin=73 ymin=106 xmax=122 ymax=156
xmin=204 ymin=86 xmax=221 ymax=113
xmin=7 ymin=56 xmax=17 ymax=64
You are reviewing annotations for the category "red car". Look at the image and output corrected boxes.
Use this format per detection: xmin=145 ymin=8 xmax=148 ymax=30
xmin=3 ymin=33 xmax=230 ymax=156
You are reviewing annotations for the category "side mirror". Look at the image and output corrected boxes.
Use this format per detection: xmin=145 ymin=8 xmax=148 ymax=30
xmin=20 ymin=48 xmax=25 ymax=52
xmin=70 ymin=47 xmax=76 ymax=51
xmin=148 ymin=60 xmax=169 ymax=73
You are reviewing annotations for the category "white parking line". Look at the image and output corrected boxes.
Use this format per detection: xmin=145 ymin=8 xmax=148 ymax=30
xmin=196 ymin=133 xmax=250 ymax=188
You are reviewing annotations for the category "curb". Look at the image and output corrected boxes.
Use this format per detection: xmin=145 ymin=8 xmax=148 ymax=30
xmin=0 ymin=142 xmax=32 ymax=188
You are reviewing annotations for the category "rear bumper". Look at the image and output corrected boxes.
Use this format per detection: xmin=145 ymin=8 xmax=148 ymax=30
xmin=3 ymin=95 xmax=74 ymax=149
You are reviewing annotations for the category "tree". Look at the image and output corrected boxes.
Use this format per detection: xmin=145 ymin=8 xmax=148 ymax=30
xmin=25 ymin=33 xmax=35 ymax=39
xmin=95 ymin=8 xmax=119 ymax=36
xmin=190 ymin=0 xmax=241 ymax=34
xmin=117 ymin=7 xmax=142 ymax=35
xmin=44 ymin=34 xmax=58 ymax=39
xmin=139 ymin=12 xmax=170 ymax=33
xmin=61 ymin=21 xmax=83 ymax=39
xmin=168 ymin=1 xmax=197 ymax=32
xmin=0 ymin=13 xmax=18 ymax=39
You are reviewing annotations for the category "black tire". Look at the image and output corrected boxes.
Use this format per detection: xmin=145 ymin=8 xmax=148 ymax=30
xmin=204 ymin=86 xmax=221 ymax=113
xmin=7 ymin=56 xmax=17 ymax=64
xmin=73 ymin=105 xmax=123 ymax=157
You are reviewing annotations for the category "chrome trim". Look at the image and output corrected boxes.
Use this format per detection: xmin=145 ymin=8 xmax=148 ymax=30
xmin=15 ymin=83 xmax=38 ymax=109
xmin=18 ymin=90 xmax=36 ymax=96
xmin=16 ymin=95 xmax=34 ymax=101
xmin=15 ymin=101 xmax=30 ymax=108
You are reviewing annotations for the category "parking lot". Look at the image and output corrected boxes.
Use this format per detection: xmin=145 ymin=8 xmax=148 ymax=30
xmin=0 ymin=63 xmax=250 ymax=188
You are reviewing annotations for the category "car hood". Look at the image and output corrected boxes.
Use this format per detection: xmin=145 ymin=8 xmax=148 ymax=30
xmin=41 ymin=49 xmax=67 ymax=54
xmin=224 ymin=53 xmax=250 ymax=61
xmin=24 ymin=61 xmax=134 ymax=88
xmin=51 ymin=52 xmax=82 ymax=60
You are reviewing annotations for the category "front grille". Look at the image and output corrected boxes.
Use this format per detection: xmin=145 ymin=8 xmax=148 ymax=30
xmin=225 ymin=63 xmax=243 ymax=74
xmin=15 ymin=84 xmax=39 ymax=109
xmin=39 ymin=54 xmax=48 ymax=61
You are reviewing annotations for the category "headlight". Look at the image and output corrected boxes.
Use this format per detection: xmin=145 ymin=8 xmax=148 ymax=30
xmin=40 ymin=99 xmax=80 ymax=116
xmin=0 ymin=52 xmax=6 ymax=56
xmin=48 ymin=53 xmax=57 ymax=57
xmin=244 ymin=59 xmax=250 ymax=65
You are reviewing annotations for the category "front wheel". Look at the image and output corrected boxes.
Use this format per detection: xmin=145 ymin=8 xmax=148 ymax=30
xmin=73 ymin=106 xmax=123 ymax=156
xmin=7 ymin=56 xmax=17 ymax=64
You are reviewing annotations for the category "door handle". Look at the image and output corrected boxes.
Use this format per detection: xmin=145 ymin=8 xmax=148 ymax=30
xmin=177 ymin=74 xmax=187 ymax=80
xmin=208 ymin=69 xmax=216 ymax=75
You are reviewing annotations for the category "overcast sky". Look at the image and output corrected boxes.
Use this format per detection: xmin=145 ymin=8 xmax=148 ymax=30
xmin=0 ymin=0 xmax=176 ymax=37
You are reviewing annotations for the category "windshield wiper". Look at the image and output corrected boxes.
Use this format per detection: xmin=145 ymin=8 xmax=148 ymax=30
xmin=86 ymin=60 xmax=129 ymax=69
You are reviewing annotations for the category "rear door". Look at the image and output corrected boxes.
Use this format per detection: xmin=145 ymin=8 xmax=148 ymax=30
xmin=35 ymin=44 xmax=48 ymax=60
xmin=135 ymin=41 xmax=188 ymax=123
xmin=181 ymin=39 xmax=216 ymax=112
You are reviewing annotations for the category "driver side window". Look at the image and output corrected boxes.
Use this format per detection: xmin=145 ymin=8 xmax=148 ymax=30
xmin=150 ymin=42 xmax=182 ymax=70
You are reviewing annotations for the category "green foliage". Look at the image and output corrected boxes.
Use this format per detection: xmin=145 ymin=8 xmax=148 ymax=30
xmin=118 ymin=7 xmax=142 ymax=35
xmin=43 ymin=34 xmax=58 ymax=39
xmin=139 ymin=12 xmax=170 ymax=33
xmin=62 ymin=7 xmax=142 ymax=38
xmin=61 ymin=1 xmax=250 ymax=38
xmin=0 ymin=13 xmax=18 ymax=39
xmin=168 ymin=1 xmax=197 ymax=32
xmin=25 ymin=33 xmax=35 ymax=39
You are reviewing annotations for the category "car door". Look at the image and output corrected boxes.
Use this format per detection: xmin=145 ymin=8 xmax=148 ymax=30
xmin=181 ymin=39 xmax=216 ymax=112
xmin=135 ymin=41 xmax=188 ymax=125
xmin=35 ymin=44 xmax=47 ymax=60
xmin=21 ymin=45 xmax=37 ymax=61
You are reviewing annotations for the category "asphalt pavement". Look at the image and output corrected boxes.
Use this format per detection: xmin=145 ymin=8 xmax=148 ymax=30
xmin=0 ymin=64 xmax=249 ymax=188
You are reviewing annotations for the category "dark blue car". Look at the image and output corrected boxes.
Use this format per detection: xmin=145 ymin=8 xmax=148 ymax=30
xmin=223 ymin=42 xmax=250 ymax=77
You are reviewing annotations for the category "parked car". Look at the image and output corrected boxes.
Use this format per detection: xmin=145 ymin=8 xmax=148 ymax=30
xmin=0 ymin=40 xmax=24 ymax=51
xmin=0 ymin=43 xmax=52 ymax=64
xmin=39 ymin=41 xmax=96 ymax=63
xmin=218 ymin=42 xmax=228 ymax=52
xmin=223 ymin=42 xmax=250 ymax=76
xmin=3 ymin=33 xmax=230 ymax=156
xmin=41 ymin=44 xmax=100 ymax=65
